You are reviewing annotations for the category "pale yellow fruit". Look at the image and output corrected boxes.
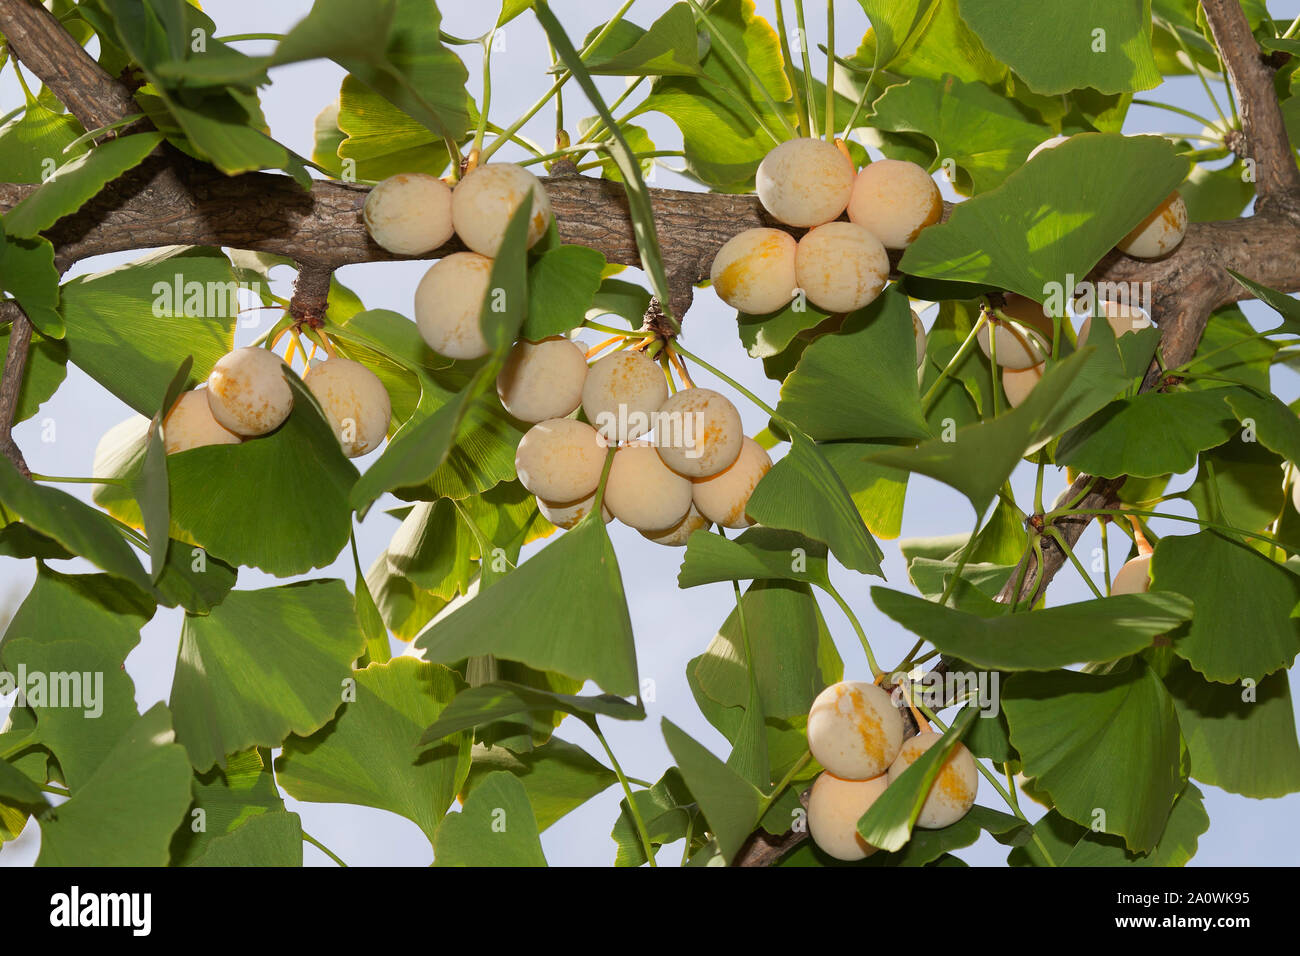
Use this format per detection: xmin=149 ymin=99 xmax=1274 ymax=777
xmin=303 ymin=357 xmax=392 ymax=457
xmin=691 ymin=436 xmax=772 ymax=530
xmin=604 ymin=441 xmax=693 ymax=532
xmin=363 ymin=172 xmax=454 ymax=256
xmin=653 ymin=387 xmax=743 ymax=478
xmin=1118 ymin=191 xmax=1187 ymax=259
xmin=536 ymin=491 xmax=612 ymax=530
xmin=1111 ymin=553 xmax=1152 ymax=595
xmin=582 ymin=349 xmax=669 ymax=443
xmin=886 ymin=731 xmax=979 ymax=829
xmin=1027 ymin=134 xmax=1069 ymax=160
xmin=206 ymin=347 xmax=293 ymax=437
xmin=414 ymin=251 xmax=493 ymax=360
xmin=1002 ymin=363 xmax=1043 ymax=409
xmin=846 ymin=159 xmax=943 ymax=249
xmin=912 ymin=309 xmax=927 ymax=367
xmin=1076 ymin=300 xmax=1153 ymax=348
xmin=497 ymin=337 xmax=588 ymax=423
xmin=795 ymin=222 xmax=890 ymax=313
xmin=807 ymin=771 xmax=888 ymax=862
xmin=979 ymin=294 xmax=1054 ymax=369
xmin=710 ymin=227 xmax=798 ymax=315
xmin=641 ymin=502 xmax=709 ymax=547
xmin=755 ymin=137 xmax=855 ymax=228
xmin=451 ymin=162 xmax=552 ymax=256
xmin=163 ymin=389 xmax=241 ymax=454
xmin=807 ymin=680 xmax=905 ymax=780
xmin=514 ymin=418 xmax=607 ymax=502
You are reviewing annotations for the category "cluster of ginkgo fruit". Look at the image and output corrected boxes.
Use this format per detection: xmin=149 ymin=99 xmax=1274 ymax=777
xmin=804 ymin=679 xmax=979 ymax=861
xmin=365 ymin=161 xmax=773 ymax=542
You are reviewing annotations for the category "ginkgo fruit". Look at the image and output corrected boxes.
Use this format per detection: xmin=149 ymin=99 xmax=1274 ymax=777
xmin=886 ymin=731 xmax=979 ymax=829
xmin=363 ymin=172 xmax=454 ymax=255
xmin=795 ymin=222 xmax=890 ymax=313
xmin=755 ymin=137 xmax=855 ymax=228
xmin=536 ymin=491 xmax=612 ymax=530
xmin=912 ymin=309 xmax=927 ymax=367
xmin=807 ymin=771 xmax=888 ymax=862
xmin=303 ymin=357 xmax=392 ymax=457
xmin=497 ymin=336 xmax=588 ymax=422
xmin=163 ymin=389 xmax=241 ymax=454
xmin=710 ymin=227 xmax=798 ymax=315
xmin=1111 ymin=553 xmax=1152 ymax=594
xmin=807 ymin=680 xmax=904 ymax=780
xmin=206 ymin=347 xmax=294 ymax=437
xmin=582 ymin=349 xmax=669 ymax=442
xmin=691 ymin=435 xmax=771 ymax=530
xmin=414 ymin=251 xmax=494 ymax=360
xmin=604 ymin=441 xmax=694 ymax=532
xmin=846 ymin=159 xmax=943 ymax=249
xmin=641 ymin=502 xmax=709 ymax=547
xmin=451 ymin=162 xmax=552 ymax=256
xmin=514 ymin=418 xmax=607 ymax=502
xmin=653 ymin=387 xmax=743 ymax=478
xmin=1118 ymin=191 xmax=1187 ymax=259
xmin=1002 ymin=363 xmax=1043 ymax=409
xmin=1076 ymin=299 xmax=1152 ymax=348
xmin=979 ymin=294 xmax=1054 ymax=369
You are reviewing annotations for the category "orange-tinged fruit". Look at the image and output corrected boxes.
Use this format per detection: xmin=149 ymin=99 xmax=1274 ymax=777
xmin=886 ymin=731 xmax=979 ymax=829
xmin=1118 ymin=191 xmax=1186 ymax=259
xmin=605 ymin=441 xmax=694 ymax=532
xmin=163 ymin=389 xmax=241 ymax=454
xmin=303 ymin=357 xmax=392 ymax=458
xmin=691 ymin=436 xmax=771 ymax=530
xmin=807 ymin=680 xmax=904 ymax=780
xmin=709 ymin=228 xmax=797 ymax=315
xmin=497 ymin=336 xmax=588 ymax=423
xmin=794 ymin=222 xmax=890 ymax=313
xmin=807 ymin=771 xmax=888 ymax=861
xmin=363 ymin=173 xmax=454 ymax=255
xmin=451 ymin=162 xmax=552 ymax=256
xmin=515 ymin=418 xmax=606 ymax=502
xmin=653 ymin=387 xmax=743 ymax=478
xmin=846 ymin=159 xmax=943 ymax=249
xmin=755 ymin=137 xmax=855 ymax=228
xmin=414 ymin=251 xmax=494 ymax=360
xmin=1111 ymin=553 xmax=1152 ymax=595
xmin=206 ymin=347 xmax=293 ymax=437
xmin=582 ymin=349 xmax=668 ymax=443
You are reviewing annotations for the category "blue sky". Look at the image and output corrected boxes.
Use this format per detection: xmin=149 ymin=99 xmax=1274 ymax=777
xmin=1 ymin=0 xmax=1298 ymax=867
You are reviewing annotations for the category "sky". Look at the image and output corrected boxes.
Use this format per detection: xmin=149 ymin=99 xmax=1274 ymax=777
xmin=1 ymin=0 xmax=1298 ymax=867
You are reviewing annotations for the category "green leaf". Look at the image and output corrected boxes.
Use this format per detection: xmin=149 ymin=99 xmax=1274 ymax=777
xmin=3 ymin=132 xmax=163 ymax=238
xmin=335 ymin=76 xmax=462 ymax=180
xmin=819 ymin=441 xmax=909 ymax=540
xmin=1159 ymin=656 xmax=1300 ymax=799
xmin=857 ymin=706 xmax=978 ymax=852
xmin=1152 ymin=531 xmax=1300 ymax=682
xmin=537 ymin=1 xmax=679 ymax=327
xmin=636 ymin=0 xmax=792 ymax=191
xmin=522 ymin=244 xmax=607 ymax=340
xmin=1063 ymin=782 xmax=1209 ymax=866
xmin=0 ymin=322 xmax=66 ymax=423
xmin=419 ymin=681 xmax=643 ymax=746
xmin=0 ymin=100 xmax=86 ymax=183
xmin=137 ymin=358 xmax=192 ymax=581
xmin=736 ymin=298 xmax=832 ymax=359
xmin=678 ymin=526 xmax=830 ymax=589
xmin=95 ymin=375 xmax=359 ymax=577
xmin=611 ymin=768 xmax=698 ymax=866
xmin=1227 ymin=270 xmax=1300 ymax=335
xmin=277 ymin=658 xmax=468 ymax=843
xmin=1003 ymin=662 xmax=1184 ymax=852
xmin=585 ymin=2 xmax=703 ymax=76
xmin=776 ymin=289 xmax=931 ymax=441
xmin=170 ymin=580 xmax=367 ymax=771
xmin=900 ymin=134 xmax=1188 ymax=298
xmin=854 ymin=0 xmax=938 ymax=74
xmin=36 ymin=703 xmax=193 ymax=866
xmin=1056 ymin=388 xmax=1241 ymax=479
xmin=957 ymin=0 xmax=1160 ymax=95
xmin=661 ymin=718 xmax=763 ymax=864
xmin=869 ymin=348 xmax=1090 ymax=514
xmin=58 ymin=249 xmax=239 ymax=415
xmin=432 ymin=771 xmax=547 ymax=866
xmin=690 ymin=580 xmax=828 ymax=721
xmin=871 ymin=587 xmax=1194 ymax=670
xmin=0 ymin=235 xmax=62 ymax=337
xmin=747 ymin=428 xmax=884 ymax=575
xmin=0 ymin=758 xmax=45 ymax=809
xmin=463 ymin=738 xmax=617 ymax=831
xmin=170 ymin=748 xmax=291 ymax=866
xmin=1225 ymin=391 xmax=1300 ymax=465
xmin=416 ymin=515 xmax=640 ymax=697
xmin=869 ymin=75 xmax=1045 ymax=193
xmin=0 ymin=455 xmax=151 ymax=593
xmin=191 ymin=811 xmax=304 ymax=867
